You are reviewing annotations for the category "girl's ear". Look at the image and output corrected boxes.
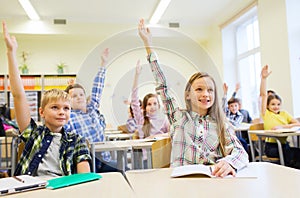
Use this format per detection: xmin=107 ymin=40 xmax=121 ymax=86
xmin=186 ymin=93 xmax=190 ymax=100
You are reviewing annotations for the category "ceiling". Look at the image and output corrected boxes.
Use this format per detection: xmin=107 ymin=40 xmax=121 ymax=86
xmin=0 ymin=0 xmax=254 ymax=40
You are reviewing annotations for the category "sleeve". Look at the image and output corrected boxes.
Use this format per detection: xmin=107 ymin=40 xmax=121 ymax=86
xmin=126 ymin=118 xmax=137 ymax=133
xmin=222 ymin=96 xmax=228 ymax=114
xmin=131 ymin=87 xmax=144 ymax=138
xmin=20 ymin=118 xmax=37 ymax=142
xmin=148 ymin=52 xmax=179 ymax=125
xmin=74 ymin=135 xmax=92 ymax=165
xmin=89 ymin=67 xmax=106 ymax=110
xmin=217 ymin=124 xmax=249 ymax=170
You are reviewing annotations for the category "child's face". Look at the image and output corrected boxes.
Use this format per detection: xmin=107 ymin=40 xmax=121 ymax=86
xmin=229 ymin=102 xmax=239 ymax=114
xmin=186 ymin=77 xmax=215 ymax=115
xmin=68 ymin=87 xmax=87 ymax=111
xmin=268 ymin=98 xmax=281 ymax=114
xmin=145 ymin=97 xmax=159 ymax=116
xmin=39 ymin=99 xmax=71 ymax=133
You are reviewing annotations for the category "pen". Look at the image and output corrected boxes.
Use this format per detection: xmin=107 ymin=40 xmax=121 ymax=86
xmin=13 ymin=176 xmax=25 ymax=183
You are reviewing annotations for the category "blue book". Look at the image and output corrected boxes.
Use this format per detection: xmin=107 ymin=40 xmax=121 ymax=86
xmin=47 ymin=173 xmax=102 ymax=189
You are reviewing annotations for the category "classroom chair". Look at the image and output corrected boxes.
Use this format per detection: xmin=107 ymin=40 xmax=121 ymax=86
xmin=248 ymin=123 xmax=279 ymax=163
xmin=151 ymin=137 xmax=172 ymax=168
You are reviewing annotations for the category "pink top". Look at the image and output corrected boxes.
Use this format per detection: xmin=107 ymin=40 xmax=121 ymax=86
xmin=131 ymin=88 xmax=169 ymax=139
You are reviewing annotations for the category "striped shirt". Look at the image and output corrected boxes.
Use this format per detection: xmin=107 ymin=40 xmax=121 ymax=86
xmin=68 ymin=67 xmax=110 ymax=162
xmin=148 ymin=52 xmax=248 ymax=170
xmin=14 ymin=119 xmax=91 ymax=176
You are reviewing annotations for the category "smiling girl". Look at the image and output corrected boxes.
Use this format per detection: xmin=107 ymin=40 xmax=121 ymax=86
xmin=138 ymin=19 xmax=248 ymax=177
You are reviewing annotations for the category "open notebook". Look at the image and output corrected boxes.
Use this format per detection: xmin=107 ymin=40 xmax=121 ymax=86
xmin=0 ymin=175 xmax=47 ymax=196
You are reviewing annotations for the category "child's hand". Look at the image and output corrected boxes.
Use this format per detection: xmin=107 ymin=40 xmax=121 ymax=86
xmin=235 ymin=83 xmax=240 ymax=92
xmin=2 ymin=21 xmax=18 ymax=52
xmin=67 ymin=79 xmax=75 ymax=86
xmin=261 ymin=65 xmax=272 ymax=79
xmin=223 ymin=83 xmax=228 ymax=95
xmin=211 ymin=160 xmax=236 ymax=178
xmin=100 ymin=48 xmax=109 ymax=67
xmin=138 ymin=19 xmax=152 ymax=45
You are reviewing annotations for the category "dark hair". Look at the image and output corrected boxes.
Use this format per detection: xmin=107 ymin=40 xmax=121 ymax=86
xmin=267 ymin=94 xmax=282 ymax=106
xmin=142 ymin=93 xmax=159 ymax=138
xmin=228 ymin=98 xmax=240 ymax=106
xmin=65 ymin=83 xmax=85 ymax=94
xmin=267 ymin=90 xmax=276 ymax=95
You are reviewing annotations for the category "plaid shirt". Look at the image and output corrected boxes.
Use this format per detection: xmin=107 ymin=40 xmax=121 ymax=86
xmin=68 ymin=67 xmax=110 ymax=162
xmin=148 ymin=53 xmax=248 ymax=170
xmin=126 ymin=118 xmax=137 ymax=133
xmin=14 ymin=119 xmax=91 ymax=176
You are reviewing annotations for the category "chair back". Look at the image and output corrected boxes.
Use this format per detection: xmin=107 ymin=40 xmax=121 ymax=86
xmin=151 ymin=137 xmax=172 ymax=168
xmin=248 ymin=123 xmax=264 ymax=141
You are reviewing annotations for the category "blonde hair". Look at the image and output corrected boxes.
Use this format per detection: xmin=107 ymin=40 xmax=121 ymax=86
xmin=41 ymin=88 xmax=71 ymax=109
xmin=184 ymin=72 xmax=227 ymax=157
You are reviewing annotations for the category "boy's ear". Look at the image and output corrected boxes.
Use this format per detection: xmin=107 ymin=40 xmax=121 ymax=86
xmin=39 ymin=107 xmax=45 ymax=118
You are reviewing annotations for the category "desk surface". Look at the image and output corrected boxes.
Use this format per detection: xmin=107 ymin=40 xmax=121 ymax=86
xmin=126 ymin=162 xmax=300 ymax=198
xmin=249 ymin=129 xmax=300 ymax=137
xmin=7 ymin=172 xmax=133 ymax=198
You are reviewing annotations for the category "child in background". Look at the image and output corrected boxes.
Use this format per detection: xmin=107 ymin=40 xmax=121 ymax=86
xmin=126 ymin=100 xmax=142 ymax=134
xmin=230 ymin=83 xmax=252 ymax=123
xmin=260 ymin=65 xmax=300 ymax=168
xmin=138 ymin=19 xmax=248 ymax=177
xmin=65 ymin=48 xmax=119 ymax=173
xmin=130 ymin=60 xmax=170 ymax=139
xmin=222 ymin=83 xmax=249 ymax=153
xmin=3 ymin=21 xmax=91 ymax=176
xmin=222 ymin=83 xmax=244 ymax=126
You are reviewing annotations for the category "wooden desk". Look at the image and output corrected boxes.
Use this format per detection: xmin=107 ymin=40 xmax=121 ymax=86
xmin=7 ymin=172 xmax=134 ymax=198
xmin=126 ymin=162 xmax=300 ymax=198
xmin=248 ymin=129 xmax=300 ymax=165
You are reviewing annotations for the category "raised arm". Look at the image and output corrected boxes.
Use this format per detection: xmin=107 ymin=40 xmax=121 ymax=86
xmin=138 ymin=19 xmax=153 ymax=56
xmin=2 ymin=21 xmax=31 ymax=131
xmin=90 ymin=48 xmax=109 ymax=108
xmin=222 ymin=83 xmax=228 ymax=112
xmin=230 ymin=82 xmax=240 ymax=100
xmin=260 ymin=65 xmax=272 ymax=116
xmin=138 ymin=19 xmax=178 ymax=124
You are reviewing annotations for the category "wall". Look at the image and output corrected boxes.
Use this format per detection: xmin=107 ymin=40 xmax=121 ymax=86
xmin=258 ymin=0 xmax=294 ymax=115
xmin=286 ymin=0 xmax=300 ymax=118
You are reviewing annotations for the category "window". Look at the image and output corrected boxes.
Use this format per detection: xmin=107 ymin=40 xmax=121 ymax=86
xmin=222 ymin=6 xmax=261 ymax=119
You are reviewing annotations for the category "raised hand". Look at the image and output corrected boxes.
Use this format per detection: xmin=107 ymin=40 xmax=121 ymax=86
xmin=2 ymin=21 xmax=18 ymax=52
xmin=261 ymin=65 xmax=272 ymax=79
xmin=223 ymin=83 xmax=228 ymax=95
xmin=138 ymin=19 xmax=152 ymax=46
xmin=235 ymin=83 xmax=240 ymax=92
xmin=100 ymin=48 xmax=109 ymax=67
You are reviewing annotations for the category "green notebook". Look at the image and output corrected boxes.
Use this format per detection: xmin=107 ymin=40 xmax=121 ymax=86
xmin=46 ymin=173 xmax=102 ymax=189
